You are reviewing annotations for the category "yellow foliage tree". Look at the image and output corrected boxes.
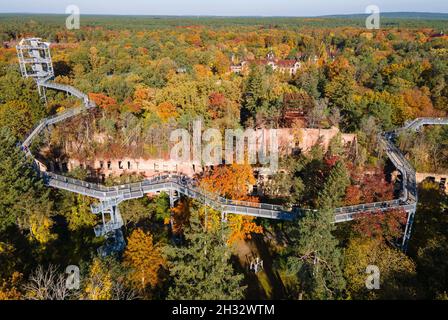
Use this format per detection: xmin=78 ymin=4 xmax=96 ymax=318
xmin=83 ymin=258 xmax=113 ymax=300
xmin=0 ymin=241 xmax=11 ymax=254
xmin=194 ymin=64 xmax=213 ymax=79
xmin=67 ymin=195 xmax=97 ymax=231
xmin=29 ymin=213 xmax=57 ymax=246
xmin=213 ymin=51 xmax=231 ymax=75
xmin=123 ymin=229 xmax=165 ymax=292
xmin=132 ymin=86 xmax=155 ymax=112
xmin=89 ymin=46 xmax=102 ymax=70
xmin=0 ymin=272 xmax=23 ymax=300
xmin=227 ymin=215 xmax=263 ymax=244
xmin=344 ymin=238 xmax=416 ymax=299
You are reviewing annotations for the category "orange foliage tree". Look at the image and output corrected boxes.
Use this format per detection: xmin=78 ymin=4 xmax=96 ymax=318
xmin=170 ymin=198 xmax=192 ymax=235
xmin=156 ymin=101 xmax=178 ymax=123
xmin=200 ymin=163 xmax=257 ymax=202
xmin=130 ymin=86 xmax=155 ymax=113
xmin=402 ymin=87 xmax=439 ymax=119
xmin=200 ymin=163 xmax=263 ymax=243
xmin=207 ymin=92 xmax=227 ymax=120
xmin=88 ymin=93 xmax=117 ymax=109
xmin=344 ymin=185 xmax=363 ymax=206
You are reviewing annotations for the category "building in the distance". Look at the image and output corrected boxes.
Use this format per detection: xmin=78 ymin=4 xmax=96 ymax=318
xmin=231 ymin=51 xmax=301 ymax=75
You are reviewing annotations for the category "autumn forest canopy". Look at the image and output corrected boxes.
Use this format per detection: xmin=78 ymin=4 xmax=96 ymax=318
xmin=0 ymin=14 xmax=447 ymax=301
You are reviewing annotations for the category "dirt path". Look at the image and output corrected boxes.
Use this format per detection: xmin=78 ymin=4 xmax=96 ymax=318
xmin=233 ymin=235 xmax=286 ymax=299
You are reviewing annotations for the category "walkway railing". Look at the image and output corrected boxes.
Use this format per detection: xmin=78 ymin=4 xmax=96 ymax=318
xmin=401 ymin=117 xmax=448 ymax=131
xmin=22 ymin=82 xmax=96 ymax=148
xmin=20 ymin=79 xmax=448 ymax=224
xmin=38 ymin=81 xmax=90 ymax=103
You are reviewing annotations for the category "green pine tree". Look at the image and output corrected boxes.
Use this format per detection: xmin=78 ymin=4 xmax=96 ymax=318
xmin=285 ymin=161 xmax=349 ymax=299
xmin=0 ymin=128 xmax=49 ymax=233
xmin=0 ymin=74 xmax=44 ymax=139
xmin=165 ymin=211 xmax=246 ymax=300
xmin=242 ymin=65 xmax=269 ymax=124
xmin=316 ymin=161 xmax=350 ymax=209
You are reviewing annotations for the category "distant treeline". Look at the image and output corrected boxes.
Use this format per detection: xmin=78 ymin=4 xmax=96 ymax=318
xmin=0 ymin=13 xmax=447 ymax=41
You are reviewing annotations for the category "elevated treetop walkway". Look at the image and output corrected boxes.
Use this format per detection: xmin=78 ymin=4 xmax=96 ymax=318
xmin=25 ymin=96 xmax=439 ymax=221
xmin=22 ymin=81 xmax=95 ymax=149
xmin=400 ymin=117 xmax=448 ymax=132
xmin=21 ymin=78 xmax=448 ymax=249
xmin=17 ymin=38 xmax=448 ymax=254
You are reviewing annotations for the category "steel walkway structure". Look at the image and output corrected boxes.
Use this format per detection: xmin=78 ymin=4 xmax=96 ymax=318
xmin=22 ymin=81 xmax=95 ymax=149
xmin=24 ymin=80 xmax=447 ymax=253
xmin=17 ymin=40 xmax=448 ymax=254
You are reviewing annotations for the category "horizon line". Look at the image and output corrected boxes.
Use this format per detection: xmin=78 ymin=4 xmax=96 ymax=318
xmin=1 ymin=11 xmax=448 ymax=18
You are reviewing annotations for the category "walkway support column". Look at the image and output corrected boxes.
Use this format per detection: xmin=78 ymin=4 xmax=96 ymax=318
xmin=221 ymin=211 xmax=228 ymax=223
xmin=169 ymin=189 xmax=179 ymax=232
xmin=169 ymin=189 xmax=176 ymax=208
xmin=402 ymin=206 xmax=416 ymax=252
xmin=91 ymin=199 xmax=125 ymax=256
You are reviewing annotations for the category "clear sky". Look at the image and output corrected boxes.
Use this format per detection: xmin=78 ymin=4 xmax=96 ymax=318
xmin=0 ymin=0 xmax=447 ymax=16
